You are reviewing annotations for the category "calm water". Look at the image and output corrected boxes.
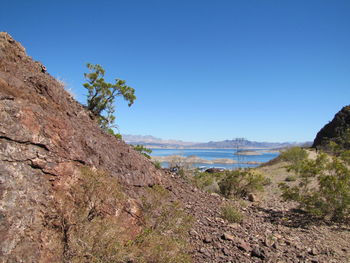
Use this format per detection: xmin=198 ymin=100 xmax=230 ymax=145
xmin=151 ymin=148 xmax=279 ymax=169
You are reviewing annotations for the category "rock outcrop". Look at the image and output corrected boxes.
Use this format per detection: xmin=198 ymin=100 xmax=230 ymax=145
xmin=312 ymin=105 xmax=350 ymax=149
xmin=0 ymin=32 xmax=162 ymax=262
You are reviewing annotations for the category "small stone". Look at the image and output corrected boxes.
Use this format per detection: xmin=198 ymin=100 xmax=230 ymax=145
xmin=199 ymin=247 xmax=207 ymax=254
xmin=248 ymin=193 xmax=258 ymax=202
xmin=237 ymin=240 xmax=252 ymax=252
xmin=222 ymin=247 xmax=230 ymax=256
xmin=222 ymin=232 xmax=235 ymax=241
xmin=228 ymin=223 xmax=239 ymax=229
xmin=309 ymin=247 xmax=318 ymax=255
xmin=189 ymin=230 xmax=198 ymax=236
xmin=274 ymin=233 xmax=283 ymax=239
xmin=215 ymin=217 xmax=225 ymax=223
xmin=251 ymin=247 xmax=266 ymax=259
xmin=203 ymin=236 xmax=212 ymax=243
xmin=285 ymin=240 xmax=292 ymax=246
xmin=264 ymin=237 xmax=275 ymax=247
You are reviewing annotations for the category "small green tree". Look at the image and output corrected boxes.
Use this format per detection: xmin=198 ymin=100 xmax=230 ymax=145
xmin=83 ymin=63 xmax=136 ymax=130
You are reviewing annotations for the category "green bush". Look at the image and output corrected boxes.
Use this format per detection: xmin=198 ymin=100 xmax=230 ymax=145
xmin=219 ymin=169 xmax=268 ymax=199
xmin=279 ymin=153 xmax=350 ymax=221
xmin=107 ymin=128 xmax=123 ymax=140
xmin=153 ymin=160 xmax=162 ymax=169
xmin=340 ymin=150 xmax=350 ymax=165
xmin=190 ymin=172 xmax=220 ymax=193
xmin=220 ymin=204 xmax=243 ymax=223
xmin=132 ymin=144 xmax=152 ymax=159
xmin=280 ymin=147 xmax=308 ymax=173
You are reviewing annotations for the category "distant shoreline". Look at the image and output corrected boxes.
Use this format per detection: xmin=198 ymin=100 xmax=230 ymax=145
xmin=148 ymin=146 xmax=281 ymax=151
xmin=151 ymin=155 xmax=262 ymax=165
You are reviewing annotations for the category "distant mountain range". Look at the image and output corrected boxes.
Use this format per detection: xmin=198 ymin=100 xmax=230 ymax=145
xmin=123 ymin=134 xmax=310 ymax=149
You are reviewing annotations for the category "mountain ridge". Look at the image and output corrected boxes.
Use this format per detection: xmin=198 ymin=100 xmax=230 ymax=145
xmin=123 ymin=134 xmax=310 ymax=149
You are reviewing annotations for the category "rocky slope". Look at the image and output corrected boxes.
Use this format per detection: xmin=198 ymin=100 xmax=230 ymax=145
xmin=313 ymin=105 xmax=350 ymax=150
xmin=0 ymin=32 xmax=163 ymax=262
xmin=165 ymin=164 xmax=350 ymax=263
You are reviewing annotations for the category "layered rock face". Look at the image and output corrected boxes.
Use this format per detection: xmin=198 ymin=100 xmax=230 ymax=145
xmin=0 ymin=32 xmax=162 ymax=262
xmin=312 ymin=105 xmax=350 ymax=149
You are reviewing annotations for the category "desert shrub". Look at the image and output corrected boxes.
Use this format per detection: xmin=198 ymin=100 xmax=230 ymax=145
xmin=193 ymin=173 xmax=214 ymax=188
xmin=285 ymin=175 xmax=297 ymax=182
xmin=340 ymin=150 xmax=350 ymax=165
xmin=53 ymin=168 xmax=128 ymax=262
xmin=219 ymin=169 xmax=268 ymax=199
xmin=107 ymin=128 xmax=123 ymax=140
xmin=188 ymin=170 xmax=228 ymax=193
xmin=280 ymin=147 xmax=308 ymax=162
xmin=279 ymin=153 xmax=350 ymax=221
xmin=220 ymin=204 xmax=243 ymax=223
xmin=153 ymin=160 xmax=162 ymax=169
xmin=280 ymin=147 xmax=308 ymax=172
xmin=132 ymin=144 xmax=152 ymax=159
xmin=54 ymin=168 xmax=192 ymax=262
xmin=134 ymin=185 xmax=193 ymax=262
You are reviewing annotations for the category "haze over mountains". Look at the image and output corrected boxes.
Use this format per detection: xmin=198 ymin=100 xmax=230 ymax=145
xmin=123 ymin=134 xmax=310 ymax=149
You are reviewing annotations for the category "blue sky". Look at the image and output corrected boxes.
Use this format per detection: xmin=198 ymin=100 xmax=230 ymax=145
xmin=1 ymin=0 xmax=350 ymax=142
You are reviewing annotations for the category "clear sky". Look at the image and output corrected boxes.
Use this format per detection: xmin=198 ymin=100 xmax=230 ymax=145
xmin=1 ymin=0 xmax=350 ymax=142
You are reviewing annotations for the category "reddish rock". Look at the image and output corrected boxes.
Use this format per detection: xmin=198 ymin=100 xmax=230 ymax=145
xmin=0 ymin=32 xmax=163 ymax=262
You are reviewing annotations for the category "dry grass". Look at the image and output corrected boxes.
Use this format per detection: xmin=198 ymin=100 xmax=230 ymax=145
xmin=51 ymin=167 xmax=193 ymax=263
xmin=221 ymin=204 xmax=243 ymax=223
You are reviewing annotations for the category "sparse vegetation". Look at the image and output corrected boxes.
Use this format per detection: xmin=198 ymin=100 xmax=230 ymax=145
xmin=280 ymin=147 xmax=308 ymax=172
xmin=53 ymin=168 xmax=192 ymax=262
xmin=219 ymin=169 xmax=269 ymax=199
xmin=220 ymin=204 xmax=243 ymax=223
xmin=279 ymin=152 xmax=350 ymax=222
xmin=190 ymin=171 xmax=222 ymax=193
xmin=285 ymin=175 xmax=297 ymax=182
xmin=107 ymin=128 xmax=123 ymax=140
xmin=132 ymin=144 xmax=152 ymax=159
xmin=135 ymin=185 xmax=193 ymax=262
xmin=153 ymin=160 xmax=162 ymax=169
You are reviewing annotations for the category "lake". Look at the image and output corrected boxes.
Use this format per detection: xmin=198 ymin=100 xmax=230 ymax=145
xmin=151 ymin=148 xmax=279 ymax=169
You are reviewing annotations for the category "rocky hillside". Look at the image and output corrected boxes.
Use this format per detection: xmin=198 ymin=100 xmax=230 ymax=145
xmin=313 ymin=105 xmax=350 ymax=150
xmin=0 ymin=32 xmax=164 ymax=262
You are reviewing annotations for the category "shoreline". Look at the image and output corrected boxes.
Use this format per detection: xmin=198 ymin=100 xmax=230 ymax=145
xmin=148 ymin=146 xmax=281 ymax=150
xmin=151 ymin=155 xmax=262 ymax=165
